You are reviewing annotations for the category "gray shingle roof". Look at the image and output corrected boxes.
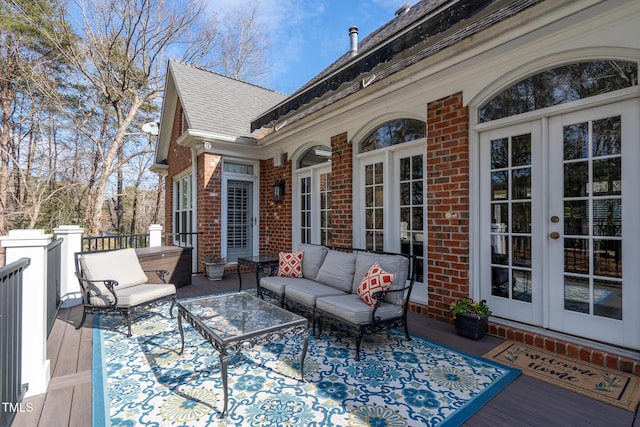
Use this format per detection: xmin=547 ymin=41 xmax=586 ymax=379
xmin=169 ymin=61 xmax=286 ymax=139
xmin=251 ymin=0 xmax=541 ymax=131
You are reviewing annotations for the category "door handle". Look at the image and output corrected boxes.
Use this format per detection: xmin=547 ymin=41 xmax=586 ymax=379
xmin=549 ymin=231 xmax=560 ymax=240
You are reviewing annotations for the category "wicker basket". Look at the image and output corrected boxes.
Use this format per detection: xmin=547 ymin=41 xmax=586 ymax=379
xmin=454 ymin=313 xmax=488 ymax=340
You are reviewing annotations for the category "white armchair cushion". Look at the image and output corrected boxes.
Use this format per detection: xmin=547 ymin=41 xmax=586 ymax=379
xmin=80 ymin=248 xmax=149 ymax=295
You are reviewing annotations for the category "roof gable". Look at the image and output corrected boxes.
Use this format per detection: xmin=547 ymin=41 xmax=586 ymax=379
xmin=169 ymin=61 xmax=285 ymax=139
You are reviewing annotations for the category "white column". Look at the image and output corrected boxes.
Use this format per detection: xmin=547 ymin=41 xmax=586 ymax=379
xmin=0 ymin=229 xmax=52 ymax=397
xmin=53 ymin=225 xmax=84 ymax=307
xmin=149 ymin=224 xmax=163 ymax=247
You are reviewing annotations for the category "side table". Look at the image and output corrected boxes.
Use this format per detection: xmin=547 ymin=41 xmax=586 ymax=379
xmin=236 ymin=254 xmax=279 ymax=295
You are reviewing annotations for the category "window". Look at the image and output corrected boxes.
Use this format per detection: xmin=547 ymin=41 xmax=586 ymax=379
xmin=298 ymin=145 xmax=331 ymax=168
xmin=357 ymin=118 xmax=427 ymax=284
xmin=294 ymin=146 xmax=332 ymax=247
xmin=173 ymin=173 xmax=193 ymax=246
xmin=359 ymin=118 xmax=426 ymax=153
xmin=479 ymin=60 xmax=638 ymax=122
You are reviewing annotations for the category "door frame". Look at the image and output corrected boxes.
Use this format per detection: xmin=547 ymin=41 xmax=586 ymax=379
xmin=471 ymin=91 xmax=640 ymax=348
xmin=478 ymin=121 xmax=543 ymax=326
xmin=221 ymin=160 xmax=259 ymax=260
xmin=546 ymin=99 xmax=640 ymax=348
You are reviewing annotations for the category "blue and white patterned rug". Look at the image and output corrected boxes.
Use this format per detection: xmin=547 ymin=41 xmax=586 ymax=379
xmin=93 ymin=301 xmax=519 ymax=426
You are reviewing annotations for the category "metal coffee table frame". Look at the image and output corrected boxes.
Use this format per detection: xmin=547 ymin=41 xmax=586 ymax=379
xmin=177 ymin=292 xmax=309 ymax=418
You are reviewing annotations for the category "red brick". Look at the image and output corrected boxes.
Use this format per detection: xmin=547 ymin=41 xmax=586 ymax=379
xmin=592 ymin=351 xmax=604 ymax=366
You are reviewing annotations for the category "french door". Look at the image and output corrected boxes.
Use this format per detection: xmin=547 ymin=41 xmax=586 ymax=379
xmin=226 ymin=180 xmax=253 ymax=262
xmin=295 ymin=165 xmax=331 ymax=246
xmin=358 ymin=144 xmax=426 ymax=284
xmin=480 ymin=99 xmax=640 ymax=348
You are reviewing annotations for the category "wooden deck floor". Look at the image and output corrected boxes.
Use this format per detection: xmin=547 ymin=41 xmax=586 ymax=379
xmin=12 ymin=272 xmax=640 ymax=427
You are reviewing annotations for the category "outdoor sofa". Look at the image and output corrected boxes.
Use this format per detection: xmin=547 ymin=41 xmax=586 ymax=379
xmin=74 ymin=248 xmax=177 ymax=336
xmin=260 ymin=244 xmax=416 ymax=360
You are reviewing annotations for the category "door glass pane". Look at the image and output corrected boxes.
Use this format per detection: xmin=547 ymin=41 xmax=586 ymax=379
xmin=562 ymin=116 xmax=622 ymax=320
xmin=593 ymin=279 xmax=622 ymax=320
xmin=564 ymin=200 xmax=589 ymax=235
xmin=365 ymin=163 xmax=384 ymax=251
xmin=490 ymin=133 xmax=532 ymax=302
xmin=564 ymin=162 xmax=589 ymax=197
xmin=320 ymin=173 xmax=331 ymax=247
xmin=300 ymin=176 xmax=311 ymax=244
xmin=399 ymin=155 xmax=424 ymax=282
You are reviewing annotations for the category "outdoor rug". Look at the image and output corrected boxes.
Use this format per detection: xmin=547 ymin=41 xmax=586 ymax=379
xmin=93 ymin=302 xmax=520 ymax=426
xmin=485 ymin=341 xmax=640 ymax=412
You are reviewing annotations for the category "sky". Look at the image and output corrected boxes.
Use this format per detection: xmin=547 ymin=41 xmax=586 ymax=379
xmin=207 ymin=0 xmax=413 ymax=95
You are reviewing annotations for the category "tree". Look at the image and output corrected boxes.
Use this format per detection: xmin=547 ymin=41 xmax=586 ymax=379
xmin=4 ymin=0 xmax=270 ymax=239
xmin=218 ymin=0 xmax=270 ymax=83
xmin=0 ymin=0 xmax=72 ymax=236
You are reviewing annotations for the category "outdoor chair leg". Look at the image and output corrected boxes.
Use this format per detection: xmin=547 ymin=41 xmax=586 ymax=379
xmin=404 ymin=322 xmax=411 ymax=341
xmin=169 ymin=298 xmax=176 ymax=318
xmin=124 ymin=313 xmax=132 ymax=337
xmin=76 ymin=309 xmax=87 ymax=330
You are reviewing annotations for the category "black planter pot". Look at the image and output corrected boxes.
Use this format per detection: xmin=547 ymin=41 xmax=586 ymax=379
xmin=454 ymin=313 xmax=488 ymax=340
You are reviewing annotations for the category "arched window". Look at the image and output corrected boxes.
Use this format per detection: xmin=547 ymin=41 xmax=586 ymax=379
xmin=479 ymin=60 xmax=638 ymax=122
xmin=298 ymin=145 xmax=331 ymax=168
xmin=359 ymin=118 xmax=426 ymax=153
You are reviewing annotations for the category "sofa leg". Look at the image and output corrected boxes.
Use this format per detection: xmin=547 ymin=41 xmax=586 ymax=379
xmin=76 ymin=309 xmax=87 ymax=330
xmin=404 ymin=322 xmax=411 ymax=341
xmin=355 ymin=331 xmax=364 ymax=361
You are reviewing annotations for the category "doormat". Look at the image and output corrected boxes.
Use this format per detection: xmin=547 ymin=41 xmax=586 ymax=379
xmin=485 ymin=341 xmax=640 ymax=412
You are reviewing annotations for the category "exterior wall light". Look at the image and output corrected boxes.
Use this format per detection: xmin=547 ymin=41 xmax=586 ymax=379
xmin=272 ymin=180 xmax=285 ymax=203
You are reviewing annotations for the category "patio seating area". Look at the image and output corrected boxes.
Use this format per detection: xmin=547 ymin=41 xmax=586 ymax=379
xmin=12 ymin=271 xmax=640 ymax=427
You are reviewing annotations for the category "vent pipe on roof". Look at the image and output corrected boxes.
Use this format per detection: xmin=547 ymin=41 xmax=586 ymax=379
xmin=349 ymin=26 xmax=358 ymax=56
xmin=395 ymin=2 xmax=410 ymax=16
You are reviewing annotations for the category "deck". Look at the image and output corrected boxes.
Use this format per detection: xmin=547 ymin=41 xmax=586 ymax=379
xmin=11 ymin=272 xmax=640 ymax=427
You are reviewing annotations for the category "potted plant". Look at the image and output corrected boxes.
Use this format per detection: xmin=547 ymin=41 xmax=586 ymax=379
xmin=203 ymin=256 xmax=226 ymax=281
xmin=450 ymin=297 xmax=492 ymax=340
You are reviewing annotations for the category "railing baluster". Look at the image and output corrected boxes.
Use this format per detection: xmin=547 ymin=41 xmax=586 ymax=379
xmin=0 ymin=258 xmax=30 ymax=427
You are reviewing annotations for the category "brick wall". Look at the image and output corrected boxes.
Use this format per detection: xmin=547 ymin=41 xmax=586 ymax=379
xmin=259 ymin=156 xmax=293 ymax=252
xmin=198 ymin=153 xmax=223 ymax=267
xmin=329 ymin=132 xmax=353 ymax=248
xmin=424 ymin=92 xmax=470 ymax=321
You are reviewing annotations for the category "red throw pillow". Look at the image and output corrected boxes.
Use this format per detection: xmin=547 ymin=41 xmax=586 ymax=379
xmin=357 ymin=262 xmax=396 ymax=306
xmin=278 ymin=251 xmax=303 ymax=278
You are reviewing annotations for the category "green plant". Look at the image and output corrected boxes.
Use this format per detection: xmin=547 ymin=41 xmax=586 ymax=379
xmin=450 ymin=298 xmax=491 ymax=318
xmin=203 ymin=256 xmax=226 ymax=265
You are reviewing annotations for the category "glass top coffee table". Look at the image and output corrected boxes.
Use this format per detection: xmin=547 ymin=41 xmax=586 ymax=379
xmin=176 ymin=292 xmax=309 ymax=418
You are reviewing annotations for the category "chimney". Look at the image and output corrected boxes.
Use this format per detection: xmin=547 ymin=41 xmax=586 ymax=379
xmin=349 ymin=26 xmax=358 ymax=57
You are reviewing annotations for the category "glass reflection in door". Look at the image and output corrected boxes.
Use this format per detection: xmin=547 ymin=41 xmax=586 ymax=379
xmin=562 ymin=116 xmax=622 ymax=319
xmin=490 ymin=134 xmax=533 ymax=302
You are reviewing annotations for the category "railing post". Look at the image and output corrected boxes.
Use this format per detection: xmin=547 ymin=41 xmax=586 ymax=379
xmin=53 ymin=225 xmax=84 ymax=307
xmin=0 ymin=229 xmax=52 ymax=397
xmin=149 ymin=224 xmax=163 ymax=247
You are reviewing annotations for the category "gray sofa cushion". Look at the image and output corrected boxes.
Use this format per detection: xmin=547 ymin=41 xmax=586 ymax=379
xmin=351 ymin=252 xmax=410 ymax=305
xmin=298 ymin=243 xmax=329 ymax=280
xmin=316 ymin=294 xmax=403 ymax=325
xmin=285 ymin=281 xmax=346 ymax=307
xmin=260 ymin=276 xmax=319 ymax=297
xmin=315 ymin=250 xmax=357 ymax=292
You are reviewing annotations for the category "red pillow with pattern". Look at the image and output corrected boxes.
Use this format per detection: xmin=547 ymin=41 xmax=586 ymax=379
xmin=278 ymin=251 xmax=303 ymax=278
xmin=356 ymin=262 xmax=396 ymax=306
